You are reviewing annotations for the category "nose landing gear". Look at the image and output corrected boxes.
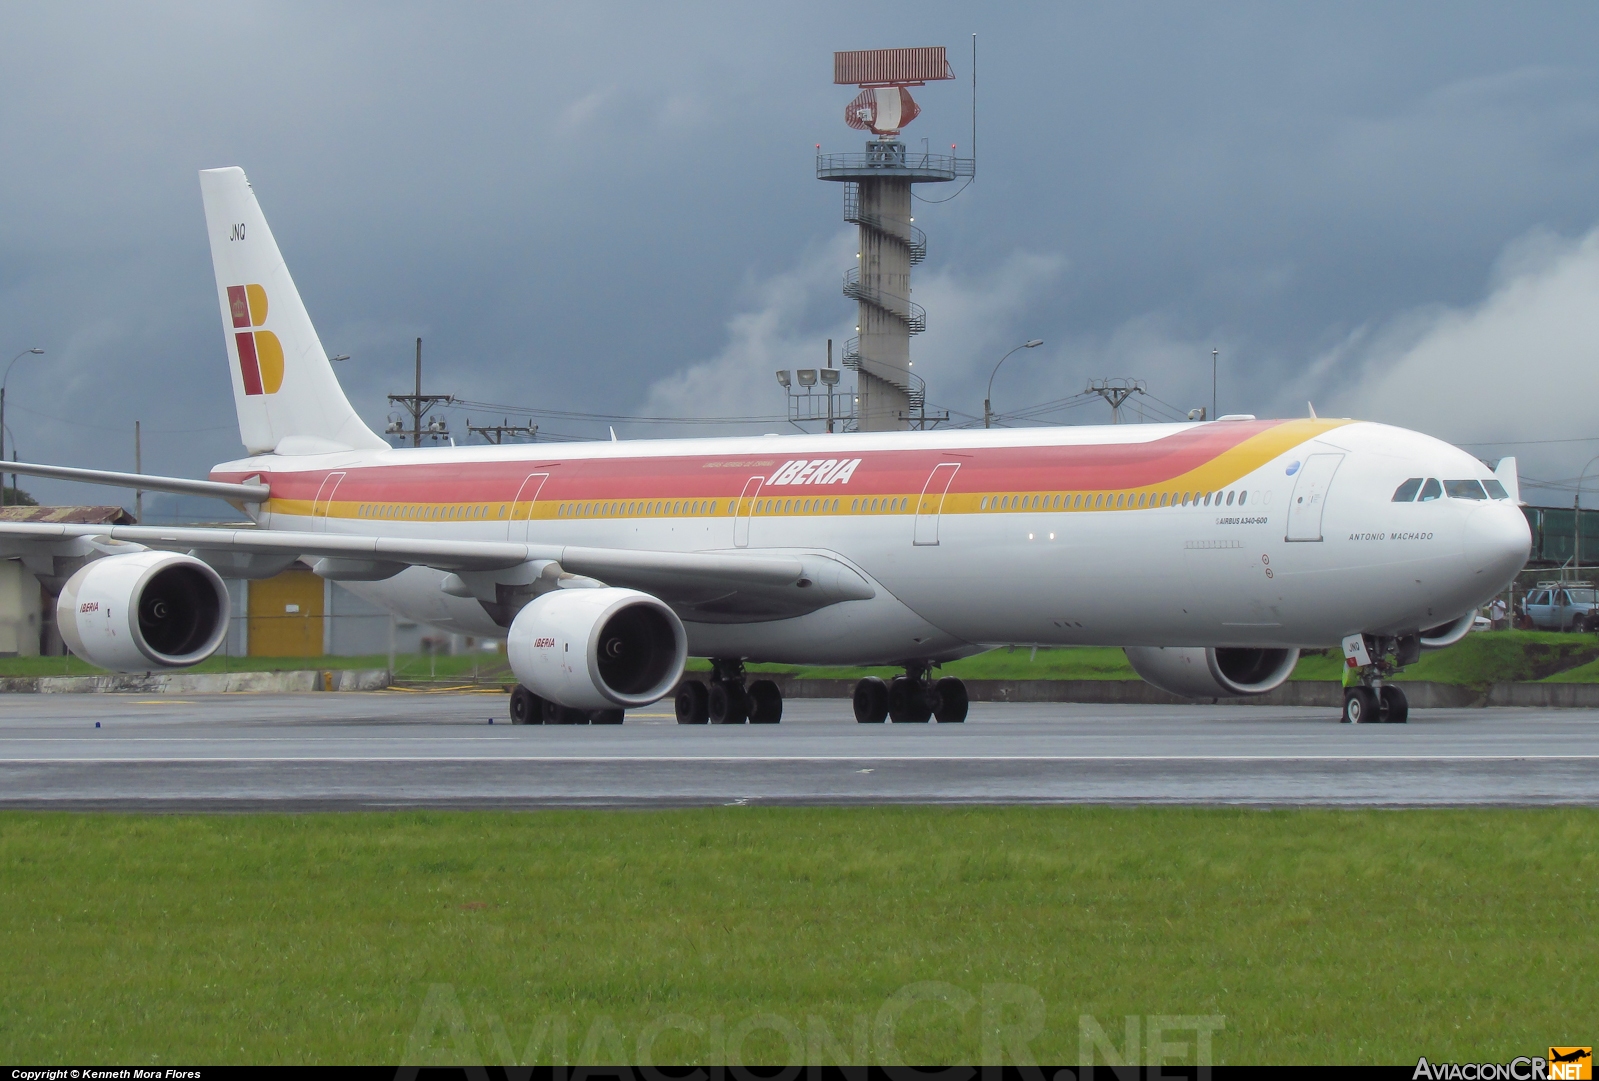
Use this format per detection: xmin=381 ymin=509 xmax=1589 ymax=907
xmin=1340 ymin=633 xmax=1415 ymax=724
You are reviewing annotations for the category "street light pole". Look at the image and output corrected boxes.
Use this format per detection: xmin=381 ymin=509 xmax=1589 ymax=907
xmin=2 ymin=348 xmax=44 ymax=507
xmin=1212 ymin=347 xmax=1218 ymax=422
xmin=983 ymin=339 xmax=1044 ymax=429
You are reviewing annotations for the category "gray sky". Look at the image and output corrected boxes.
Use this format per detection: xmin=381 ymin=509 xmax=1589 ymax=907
xmin=5 ymin=2 xmax=1599 ymax=512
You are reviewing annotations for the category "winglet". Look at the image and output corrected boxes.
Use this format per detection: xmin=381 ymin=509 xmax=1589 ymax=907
xmin=1308 ymin=401 xmax=1317 ymax=419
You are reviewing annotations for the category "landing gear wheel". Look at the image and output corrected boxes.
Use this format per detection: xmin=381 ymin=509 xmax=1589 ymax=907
xmin=747 ymin=679 xmax=783 ymax=724
xmin=932 ymin=677 xmax=968 ymax=723
xmin=675 ymin=681 xmax=709 ymax=724
xmin=1379 ymin=685 xmax=1409 ymax=724
xmin=509 ymin=686 xmax=542 ymax=725
xmin=542 ymin=699 xmax=589 ymax=725
xmin=1342 ymin=686 xmax=1377 ymax=724
xmin=589 ymin=709 xmax=625 ymax=724
xmin=853 ymin=677 xmax=888 ymax=723
xmin=888 ymin=675 xmax=932 ymax=723
xmin=707 ymin=680 xmax=748 ymax=724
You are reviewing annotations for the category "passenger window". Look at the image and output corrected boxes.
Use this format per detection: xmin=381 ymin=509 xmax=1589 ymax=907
xmin=1417 ymin=479 xmax=1442 ymax=502
xmin=1226 ymin=491 xmax=1235 ymax=506
xmin=1392 ymin=478 xmax=1423 ymax=502
xmin=1444 ymin=480 xmax=1487 ymax=500
xmin=1238 ymin=490 xmax=1248 ymax=506
xmin=1483 ymin=479 xmax=1510 ymax=500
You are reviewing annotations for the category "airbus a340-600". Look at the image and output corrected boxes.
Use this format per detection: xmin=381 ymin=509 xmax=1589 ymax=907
xmin=0 ymin=169 xmax=1530 ymax=725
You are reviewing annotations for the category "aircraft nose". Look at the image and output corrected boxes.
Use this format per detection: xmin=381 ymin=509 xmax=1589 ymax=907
xmin=1463 ymin=503 xmax=1531 ymax=586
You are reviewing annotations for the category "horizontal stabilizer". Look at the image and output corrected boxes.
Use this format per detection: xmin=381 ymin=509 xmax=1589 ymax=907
xmin=1 ymin=461 xmax=268 ymax=503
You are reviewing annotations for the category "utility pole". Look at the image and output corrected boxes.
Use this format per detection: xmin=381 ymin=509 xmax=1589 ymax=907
xmin=466 ymin=419 xmax=538 ymax=444
xmin=134 ymin=421 xmax=142 ymax=523
xmin=1088 ymin=378 xmax=1146 ymax=424
xmin=386 ymin=338 xmax=453 ymax=447
xmin=826 ymin=339 xmax=835 ymax=434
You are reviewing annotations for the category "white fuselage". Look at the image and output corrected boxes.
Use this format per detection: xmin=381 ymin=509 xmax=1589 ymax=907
xmin=212 ymin=418 xmax=1530 ymax=665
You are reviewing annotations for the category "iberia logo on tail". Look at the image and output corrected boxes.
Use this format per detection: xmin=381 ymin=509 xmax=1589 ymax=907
xmin=227 ymin=284 xmax=283 ymax=395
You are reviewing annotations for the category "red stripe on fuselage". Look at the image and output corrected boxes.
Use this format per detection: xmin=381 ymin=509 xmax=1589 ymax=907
xmin=211 ymin=421 xmax=1289 ymax=504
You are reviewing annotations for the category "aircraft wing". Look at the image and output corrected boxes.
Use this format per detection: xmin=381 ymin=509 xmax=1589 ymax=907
xmin=0 ymin=521 xmax=874 ymax=623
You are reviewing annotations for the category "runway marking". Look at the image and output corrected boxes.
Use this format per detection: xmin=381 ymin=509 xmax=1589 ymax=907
xmin=4 ymin=736 xmax=519 ymax=742
xmin=4 ymin=754 xmax=1599 ymax=765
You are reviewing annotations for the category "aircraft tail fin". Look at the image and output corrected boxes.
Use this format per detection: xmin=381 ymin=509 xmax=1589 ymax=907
xmin=199 ymin=167 xmax=386 ymax=455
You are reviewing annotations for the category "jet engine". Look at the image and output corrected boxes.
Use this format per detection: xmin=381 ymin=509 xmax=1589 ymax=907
xmin=507 ymin=587 xmax=687 ymax=709
xmin=1419 ymin=612 xmax=1477 ymax=650
xmin=1124 ymin=646 xmax=1300 ymax=699
xmin=57 ymin=551 xmax=231 ymax=671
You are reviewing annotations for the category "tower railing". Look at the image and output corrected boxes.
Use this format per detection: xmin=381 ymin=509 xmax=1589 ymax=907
xmin=843 ymin=267 xmax=926 ymax=333
xmin=841 ymin=336 xmax=925 ymax=414
xmin=816 ymin=149 xmax=975 ymax=181
xmin=842 ymin=183 xmax=926 ymax=264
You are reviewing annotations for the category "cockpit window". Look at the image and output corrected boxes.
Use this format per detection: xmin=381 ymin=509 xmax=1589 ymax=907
xmin=1392 ymin=478 xmax=1423 ymax=502
xmin=1445 ymin=480 xmax=1487 ymax=500
xmin=1417 ymin=478 xmax=1443 ymax=502
xmin=1483 ymin=479 xmax=1510 ymax=500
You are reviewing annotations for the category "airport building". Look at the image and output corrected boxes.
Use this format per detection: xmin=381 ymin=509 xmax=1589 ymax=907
xmin=0 ymin=505 xmax=434 ymax=659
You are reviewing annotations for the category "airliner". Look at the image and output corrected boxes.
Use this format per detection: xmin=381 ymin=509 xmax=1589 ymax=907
xmin=0 ymin=168 xmax=1531 ymax=726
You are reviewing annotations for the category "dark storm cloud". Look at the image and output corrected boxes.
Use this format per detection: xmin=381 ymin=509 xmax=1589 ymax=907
xmin=3 ymin=2 xmax=1598 ymax=506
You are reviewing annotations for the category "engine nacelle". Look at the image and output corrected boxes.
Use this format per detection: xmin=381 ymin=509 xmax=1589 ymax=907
xmin=1419 ymin=612 xmax=1476 ymax=650
xmin=1124 ymin=646 xmax=1300 ymax=699
xmin=57 ymin=552 xmax=231 ymax=671
xmin=507 ymin=587 xmax=687 ymax=709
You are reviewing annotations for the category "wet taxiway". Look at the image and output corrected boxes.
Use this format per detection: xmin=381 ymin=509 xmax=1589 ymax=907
xmin=0 ymin=692 xmax=1595 ymax=809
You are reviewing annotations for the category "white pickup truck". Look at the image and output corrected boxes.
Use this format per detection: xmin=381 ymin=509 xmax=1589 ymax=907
xmin=1523 ymin=584 xmax=1599 ymax=632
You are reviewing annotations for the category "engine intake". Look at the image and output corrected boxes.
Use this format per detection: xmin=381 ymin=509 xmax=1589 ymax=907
xmin=1419 ymin=612 xmax=1476 ymax=650
xmin=57 ymin=551 xmax=231 ymax=671
xmin=1124 ymin=646 xmax=1300 ymax=699
xmin=507 ymin=587 xmax=687 ymax=709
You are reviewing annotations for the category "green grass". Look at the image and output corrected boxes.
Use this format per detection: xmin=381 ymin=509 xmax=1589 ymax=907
xmin=687 ymin=645 xmax=1139 ymax=682
xmin=0 ymin=808 xmax=1593 ymax=1065
xmin=1289 ymin=631 xmax=1599 ymax=686
xmin=689 ymin=632 xmax=1599 ymax=686
xmin=8 ymin=631 xmax=1599 ymax=687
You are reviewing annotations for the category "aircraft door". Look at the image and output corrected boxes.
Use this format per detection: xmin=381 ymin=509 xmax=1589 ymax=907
xmin=508 ymin=473 xmax=550 ymax=541
xmin=1285 ymin=453 xmax=1344 ymax=542
xmin=311 ymin=472 xmax=346 ymax=533
xmin=733 ymin=476 xmax=764 ymax=547
xmin=913 ymin=463 xmax=962 ymax=546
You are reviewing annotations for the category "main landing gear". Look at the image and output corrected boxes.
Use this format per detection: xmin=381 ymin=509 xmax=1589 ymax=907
xmin=853 ymin=663 xmax=968 ymax=724
xmin=674 ymin=659 xmax=783 ymax=725
xmin=508 ymin=686 xmax=624 ymax=726
xmin=1339 ymin=633 xmax=1415 ymax=724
